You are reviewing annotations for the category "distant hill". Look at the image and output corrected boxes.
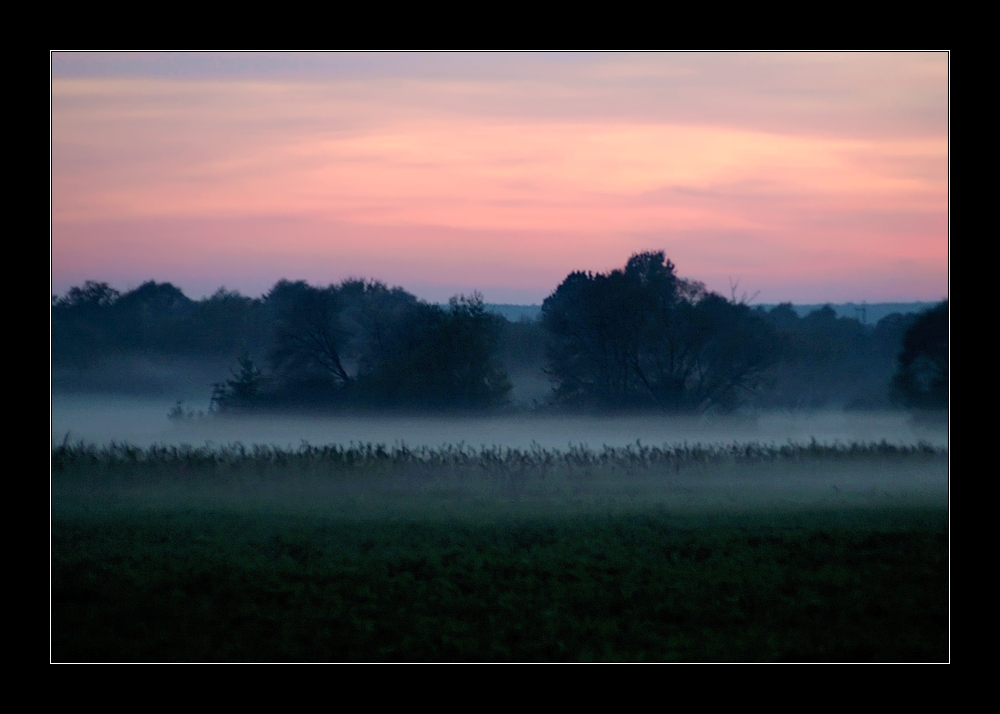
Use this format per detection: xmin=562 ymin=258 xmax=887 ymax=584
xmin=484 ymin=301 xmax=943 ymax=324
xmin=485 ymin=304 xmax=543 ymax=322
xmin=755 ymin=302 xmax=942 ymax=325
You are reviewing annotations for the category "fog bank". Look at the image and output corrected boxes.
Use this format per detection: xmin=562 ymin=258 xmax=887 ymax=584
xmin=52 ymin=394 xmax=947 ymax=451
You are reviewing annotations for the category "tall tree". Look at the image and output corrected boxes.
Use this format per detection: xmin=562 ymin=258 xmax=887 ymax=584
xmin=267 ymin=280 xmax=352 ymax=389
xmin=357 ymin=293 xmax=511 ymax=409
xmin=542 ymin=252 xmax=779 ymax=411
xmin=892 ymin=300 xmax=948 ymax=409
xmin=337 ymin=278 xmax=420 ymax=375
xmin=52 ymin=281 xmax=122 ymax=366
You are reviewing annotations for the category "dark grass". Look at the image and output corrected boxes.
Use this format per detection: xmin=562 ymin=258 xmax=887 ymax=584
xmin=51 ymin=441 xmax=948 ymax=662
xmin=52 ymin=509 xmax=947 ymax=662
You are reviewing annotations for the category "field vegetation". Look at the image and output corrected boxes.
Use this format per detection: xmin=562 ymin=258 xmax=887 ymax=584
xmin=52 ymin=440 xmax=948 ymax=661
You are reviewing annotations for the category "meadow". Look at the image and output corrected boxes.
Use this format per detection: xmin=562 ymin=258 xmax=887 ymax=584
xmin=51 ymin=440 xmax=948 ymax=662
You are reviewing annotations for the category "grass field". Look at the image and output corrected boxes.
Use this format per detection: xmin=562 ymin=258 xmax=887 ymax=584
xmin=51 ymin=441 xmax=948 ymax=661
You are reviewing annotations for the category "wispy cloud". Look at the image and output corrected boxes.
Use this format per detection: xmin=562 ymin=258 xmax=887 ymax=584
xmin=51 ymin=53 xmax=948 ymax=303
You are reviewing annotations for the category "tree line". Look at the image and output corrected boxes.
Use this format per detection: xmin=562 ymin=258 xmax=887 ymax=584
xmin=52 ymin=252 xmax=948 ymax=412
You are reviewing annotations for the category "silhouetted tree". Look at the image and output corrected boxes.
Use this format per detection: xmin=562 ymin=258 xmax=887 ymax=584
xmin=267 ymin=280 xmax=352 ymax=391
xmin=53 ymin=281 xmax=269 ymax=365
xmin=211 ymin=354 xmax=264 ymax=412
xmin=53 ymin=281 xmax=120 ymax=309
xmin=542 ymin=252 xmax=779 ymax=412
xmin=338 ymin=279 xmax=421 ymax=375
xmin=892 ymin=300 xmax=948 ymax=409
xmin=192 ymin=288 xmax=266 ymax=356
xmin=754 ymin=304 xmax=924 ymax=410
xmin=357 ymin=293 xmax=511 ymax=409
xmin=52 ymin=281 xmax=123 ymax=366
xmin=113 ymin=281 xmax=194 ymax=352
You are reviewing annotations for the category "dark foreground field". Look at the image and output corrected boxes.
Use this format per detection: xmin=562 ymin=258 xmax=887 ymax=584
xmin=51 ymin=442 xmax=948 ymax=661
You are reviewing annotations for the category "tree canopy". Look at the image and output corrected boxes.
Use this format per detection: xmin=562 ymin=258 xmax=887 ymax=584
xmin=892 ymin=300 xmax=948 ymax=410
xmin=52 ymin=257 xmax=941 ymax=414
xmin=542 ymin=252 xmax=780 ymax=412
xmin=356 ymin=293 xmax=511 ymax=409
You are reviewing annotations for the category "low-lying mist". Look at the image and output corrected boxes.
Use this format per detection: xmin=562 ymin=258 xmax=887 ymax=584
xmin=52 ymin=393 xmax=948 ymax=451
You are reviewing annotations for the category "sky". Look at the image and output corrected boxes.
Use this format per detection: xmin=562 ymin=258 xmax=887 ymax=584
xmin=51 ymin=52 xmax=948 ymax=304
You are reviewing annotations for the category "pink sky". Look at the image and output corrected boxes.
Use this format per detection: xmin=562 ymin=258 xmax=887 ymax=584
xmin=51 ymin=52 xmax=948 ymax=303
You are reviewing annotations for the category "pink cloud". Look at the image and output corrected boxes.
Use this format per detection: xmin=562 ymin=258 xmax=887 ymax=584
xmin=51 ymin=53 xmax=948 ymax=303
